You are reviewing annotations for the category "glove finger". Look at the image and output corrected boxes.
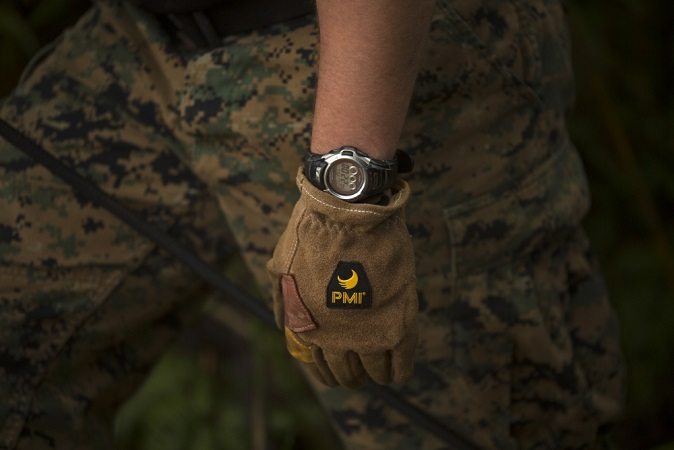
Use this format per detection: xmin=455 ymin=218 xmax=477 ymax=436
xmin=311 ymin=346 xmax=339 ymax=387
xmin=285 ymin=332 xmax=339 ymax=387
xmin=359 ymin=351 xmax=392 ymax=385
xmin=391 ymin=332 xmax=417 ymax=384
xmin=324 ymin=350 xmax=367 ymax=389
xmin=298 ymin=360 xmax=335 ymax=387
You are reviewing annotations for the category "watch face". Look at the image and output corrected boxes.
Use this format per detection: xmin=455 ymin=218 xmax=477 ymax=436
xmin=326 ymin=158 xmax=366 ymax=197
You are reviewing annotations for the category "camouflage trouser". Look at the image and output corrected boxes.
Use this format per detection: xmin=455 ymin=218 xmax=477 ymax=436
xmin=0 ymin=1 xmax=625 ymax=449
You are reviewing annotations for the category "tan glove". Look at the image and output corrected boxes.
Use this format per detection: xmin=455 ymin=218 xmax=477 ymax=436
xmin=266 ymin=168 xmax=418 ymax=388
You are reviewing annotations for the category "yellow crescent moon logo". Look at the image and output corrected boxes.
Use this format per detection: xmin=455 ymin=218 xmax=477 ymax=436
xmin=337 ymin=270 xmax=359 ymax=289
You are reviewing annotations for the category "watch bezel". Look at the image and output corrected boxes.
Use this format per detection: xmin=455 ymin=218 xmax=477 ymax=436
xmin=321 ymin=148 xmax=370 ymax=201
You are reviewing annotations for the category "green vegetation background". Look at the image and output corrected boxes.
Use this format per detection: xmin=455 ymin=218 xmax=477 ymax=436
xmin=1 ymin=0 xmax=672 ymax=449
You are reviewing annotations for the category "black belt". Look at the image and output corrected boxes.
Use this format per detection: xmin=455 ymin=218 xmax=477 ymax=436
xmin=135 ymin=0 xmax=316 ymax=49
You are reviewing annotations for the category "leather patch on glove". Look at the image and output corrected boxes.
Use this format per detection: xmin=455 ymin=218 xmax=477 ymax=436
xmin=281 ymin=274 xmax=317 ymax=332
xmin=326 ymin=261 xmax=372 ymax=309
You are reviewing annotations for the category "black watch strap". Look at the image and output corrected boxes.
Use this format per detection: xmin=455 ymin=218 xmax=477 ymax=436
xmin=303 ymin=153 xmax=328 ymax=190
xmin=396 ymin=150 xmax=414 ymax=174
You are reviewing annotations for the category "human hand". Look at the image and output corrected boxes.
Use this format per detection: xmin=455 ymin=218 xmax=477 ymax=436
xmin=266 ymin=169 xmax=418 ymax=388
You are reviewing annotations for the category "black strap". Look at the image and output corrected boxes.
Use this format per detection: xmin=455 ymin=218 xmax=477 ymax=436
xmin=0 ymin=118 xmax=481 ymax=450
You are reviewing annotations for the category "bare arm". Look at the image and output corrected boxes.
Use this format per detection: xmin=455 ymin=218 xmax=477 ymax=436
xmin=311 ymin=0 xmax=436 ymax=160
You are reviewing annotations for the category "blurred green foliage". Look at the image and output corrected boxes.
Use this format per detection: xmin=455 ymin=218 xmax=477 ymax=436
xmin=0 ymin=0 xmax=87 ymax=95
xmin=566 ymin=0 xmax=674 ymax=448
xmin=114 ymin=311 xmax=341 ymax=450
xmin=112 ymin=256 xmax=342 ymax=450
xmin=0 ymin=0 xmax=672 ymax=449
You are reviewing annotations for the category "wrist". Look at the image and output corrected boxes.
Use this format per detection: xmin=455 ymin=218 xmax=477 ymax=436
xmin=310 ymin=134 xmax=398 ymax=160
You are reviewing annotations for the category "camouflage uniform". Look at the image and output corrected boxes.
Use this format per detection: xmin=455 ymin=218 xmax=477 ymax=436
xmin=0 ymin=0 xmax=625 ymax=449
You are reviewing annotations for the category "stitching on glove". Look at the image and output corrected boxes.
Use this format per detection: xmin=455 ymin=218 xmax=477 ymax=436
xmin=301 ymin=186 xmax=397 ymax=216
xmin=306 ymin=213 xmax=369 ymax=234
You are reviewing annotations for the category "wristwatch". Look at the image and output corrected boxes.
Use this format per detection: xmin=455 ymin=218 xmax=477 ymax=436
xmin=304 ymin=146 xmax=413 ymax=202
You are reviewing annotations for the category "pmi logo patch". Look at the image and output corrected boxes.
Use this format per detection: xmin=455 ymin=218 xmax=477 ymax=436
xmin=326 ymin=261 xmax=372 ymax=309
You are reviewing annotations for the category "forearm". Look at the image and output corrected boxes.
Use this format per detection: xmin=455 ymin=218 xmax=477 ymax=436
xmin=311 ymin=0 xmax=435 ymax=160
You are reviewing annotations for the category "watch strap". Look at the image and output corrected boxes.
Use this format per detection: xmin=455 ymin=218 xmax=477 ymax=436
xmin=303 ymin=153 xmax=328 ymax=190
xmin=396 ymin=149 xmax=414 ymax=174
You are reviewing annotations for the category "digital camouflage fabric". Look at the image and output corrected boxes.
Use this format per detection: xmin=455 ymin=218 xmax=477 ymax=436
xmin=0 ymin=0 xmax=625 ymax=449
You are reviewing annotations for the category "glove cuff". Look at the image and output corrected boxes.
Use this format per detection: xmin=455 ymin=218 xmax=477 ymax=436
xmin=295 ymin=168 xmax=409 ymax=227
